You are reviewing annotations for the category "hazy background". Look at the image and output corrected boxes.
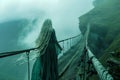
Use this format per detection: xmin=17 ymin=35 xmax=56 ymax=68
xmin=0 ymin=0 xmax=94 ymax=80
xmin=0 ymin=0 xmax=94 ymax=48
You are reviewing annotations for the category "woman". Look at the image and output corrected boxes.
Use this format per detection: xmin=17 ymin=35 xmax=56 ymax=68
xmin=31 ymin=19 xmax=61 ymax=80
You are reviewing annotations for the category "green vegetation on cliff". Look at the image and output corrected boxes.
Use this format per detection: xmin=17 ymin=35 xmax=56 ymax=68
xmin=79 ymin=0 xmax=120 ymax=57
xmin=79 ymin=0 xmax=120 ymax=79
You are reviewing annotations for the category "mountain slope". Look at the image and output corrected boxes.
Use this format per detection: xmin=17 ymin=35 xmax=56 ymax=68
xmin=0 ymin=19 xmax=39 ymax=80
xmin=79 ymin=0 xmax=120 ymax=79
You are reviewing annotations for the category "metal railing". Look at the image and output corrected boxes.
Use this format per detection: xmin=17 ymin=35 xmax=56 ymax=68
xmin=78 ymin=24 xmax=114 ymax=80
xmin=0 ymin=24 xmax=112 ymax=80
xmin=58 ymin=34 xmax=81 ymax=58
xmin=0 ymin=34 xmax=81 ymax=80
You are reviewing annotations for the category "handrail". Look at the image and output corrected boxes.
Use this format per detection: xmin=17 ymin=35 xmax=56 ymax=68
xmin=57 ymin=24 xmax=114 ymax=80
xmin=58 ymin=34 xmax=80 ymax=43
xmin=0 ymin=34 xmax=80 ymax=58
xmin=87 ymin=47 xmax=113 ymax=80
xmin=0 ymin=47 xmax=37 ymax=58
xmin=0 ymin=19 xmax=81 ymax=80
xmin=85 ymin=24 xmax=114 ymax=80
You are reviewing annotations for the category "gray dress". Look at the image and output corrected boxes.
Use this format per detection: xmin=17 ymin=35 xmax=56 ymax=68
xmin=31 ymin=19 xmax=61 ymax=80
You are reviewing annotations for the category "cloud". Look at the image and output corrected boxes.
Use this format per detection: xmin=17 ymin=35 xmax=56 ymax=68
xmin=0 ymin=0 xmax=94 ymax=49
xmin=0 ymin=0 xmax=94 ymax=48
xmin=0 ymin=0 xmax=93 ymax=22
xmin=0 ymin=0 xmax=59 ymax=22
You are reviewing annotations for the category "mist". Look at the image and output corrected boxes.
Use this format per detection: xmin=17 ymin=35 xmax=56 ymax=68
xmin=0 ymin=0 xmax=94 ymax=48
xmin=0 ymin=0 xmax=94 ymax=80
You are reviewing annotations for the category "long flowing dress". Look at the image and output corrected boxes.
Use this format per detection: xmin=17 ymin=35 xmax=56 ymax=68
xmin=31 ymin=19 xmax=61 ymax=80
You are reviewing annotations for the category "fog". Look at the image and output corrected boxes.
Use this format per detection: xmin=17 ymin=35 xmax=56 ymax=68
xmin=0 ymin=0 xmax=94 ymax=80
xmin=0 ymin=0 xmax=94 ymax=48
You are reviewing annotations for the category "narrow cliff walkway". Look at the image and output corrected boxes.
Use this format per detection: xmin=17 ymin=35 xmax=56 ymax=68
xmin=58 ymin=34 xmax=86 ymax=80
xmin=0 ymin=22 xmax=114 ymax=80
xmin=58 ymin=25 xmax=113 ymax=80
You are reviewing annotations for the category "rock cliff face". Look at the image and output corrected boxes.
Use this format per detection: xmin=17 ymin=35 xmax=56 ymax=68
xmin=79 ymin=0 xmax=120 ymax=57
xmin=79 ymin=0 xmax=120 ymax=79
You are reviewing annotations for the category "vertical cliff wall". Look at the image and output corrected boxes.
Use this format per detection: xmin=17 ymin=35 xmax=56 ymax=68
xmin=79 ymin=0 xmax=120 ymax=57
xmin=79 ymin=0 xmax=120 ymax=79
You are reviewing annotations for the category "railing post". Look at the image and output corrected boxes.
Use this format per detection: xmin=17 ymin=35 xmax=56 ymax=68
xmin=67 ymin=40 xmax=69 ymax=49
xmin=26 ymin=51 xmax=30 ymax=80
xmin=70 ymin=38 xmax=72 ymax=48
xmin=70 ymin=38 xmax=71 ymax=48
xmin=85 ymin=24 xmax=113 ymax=80
xmin=83 ymin=48 xmax=87 ymax=80
xmin=63 ymin=41 xmax=64 ymax=53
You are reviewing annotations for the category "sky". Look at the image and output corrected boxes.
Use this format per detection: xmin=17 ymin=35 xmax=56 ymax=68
xmin=0 ymin=0 xmax=94 ymax=80
xmin=0 ymin=0 xmax=94 ymax=48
